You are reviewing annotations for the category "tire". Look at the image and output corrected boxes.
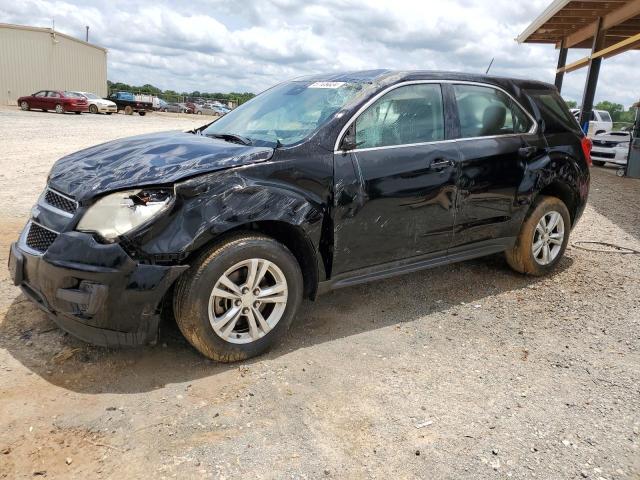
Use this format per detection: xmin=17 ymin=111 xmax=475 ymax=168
xmin=174 ymin=233 xmax=303 ymax=362
xmin=20 ymin=101 xmax=30 ymax=111
xmin=124 ymin=105 xmax=133 ymax=115
xmin=55 ymin=104 xmax=64 ymax=114
xmin=89 ymin=104 xmax=98 ymax=114
xmin=138 ymin=111 xmax=146 ymax=116
xmin=505 ymin=195 xmax=571 ymax=276
xmin=592 ymin=160 xmax=605 ymax=167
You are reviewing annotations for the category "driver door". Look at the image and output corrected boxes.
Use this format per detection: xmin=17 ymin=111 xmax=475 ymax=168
xmin=332 ymin=83 xmax=459 ymax=274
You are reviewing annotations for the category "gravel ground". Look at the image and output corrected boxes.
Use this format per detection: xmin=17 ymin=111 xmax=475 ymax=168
xmin=0 ymin=107 xmax=638 ymax=479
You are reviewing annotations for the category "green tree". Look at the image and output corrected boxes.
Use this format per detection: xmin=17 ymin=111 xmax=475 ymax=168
xmin=595 ymin=101 xmax=625 ymax=120
xmin=564 ymin=99 xmax=577 ymax=108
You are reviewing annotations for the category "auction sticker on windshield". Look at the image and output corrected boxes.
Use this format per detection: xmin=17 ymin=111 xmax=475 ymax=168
xmin=308 ymin=82 xmax=346 ymax=89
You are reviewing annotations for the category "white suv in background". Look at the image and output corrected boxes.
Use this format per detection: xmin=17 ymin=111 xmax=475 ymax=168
xmin=570 ymin=108 xmax=614 ymax=136
xmin=590 ymin=131 xmax=631 ymax=167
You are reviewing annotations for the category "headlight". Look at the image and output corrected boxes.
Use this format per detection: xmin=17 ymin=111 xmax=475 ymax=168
xmin=77 ymin=188 xmax=173 ymax=241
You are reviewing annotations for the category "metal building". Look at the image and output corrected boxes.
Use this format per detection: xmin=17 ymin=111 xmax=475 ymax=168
xmin=0 ymin=23 xmax=107 ymax=106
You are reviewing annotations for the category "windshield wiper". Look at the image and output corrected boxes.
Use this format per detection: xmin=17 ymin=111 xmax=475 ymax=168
xmin=206 ymin=133 xmax=252 ymax=146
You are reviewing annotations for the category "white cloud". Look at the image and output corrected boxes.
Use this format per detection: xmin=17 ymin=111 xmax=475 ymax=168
xmin=1 ymin=0 xmax=637 ymax=106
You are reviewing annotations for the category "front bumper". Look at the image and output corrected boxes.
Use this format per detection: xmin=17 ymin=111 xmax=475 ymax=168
xmin=97 ymin=104 xmax=117 ymax=113
xmin=67 ymin=104 xmax=89 ymax=112
xmin=9 ymin=232 xmax=187 ymax=347
xmin=591 ymin=146 xmax=628 ymax=165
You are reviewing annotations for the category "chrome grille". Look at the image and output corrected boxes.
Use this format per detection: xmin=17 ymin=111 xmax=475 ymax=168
xmin=25 ymin=222 xmax=58 ymax=253
xmin=44 ymin=189 xmax=77 ymax=214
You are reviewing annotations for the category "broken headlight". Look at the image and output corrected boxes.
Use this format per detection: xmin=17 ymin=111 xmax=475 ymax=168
xmin=76 ymin=188 xmax=173 ymax=241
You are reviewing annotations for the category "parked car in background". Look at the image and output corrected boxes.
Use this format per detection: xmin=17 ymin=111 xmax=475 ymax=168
xmin=8 ymin=71 xmax=590 ymax=362
xmin=107 ymin=91 xmax=153 ymax=116
xmin=72 ymin=91 xmax=117 ymax=114
xmin=571 ymin=108 xmax=613 ymax=136
xmin=165 ymin=102 xmax=189 ymax=113
xmin=191 ymin=104 xmax=221 ymax=116
xmin=17 ymin=90 xmax=88 ymax=114
xmin=591 ymin=131 xmax=631 ymax=166
xmin=155 ymin=98 xmax=169 ymax=111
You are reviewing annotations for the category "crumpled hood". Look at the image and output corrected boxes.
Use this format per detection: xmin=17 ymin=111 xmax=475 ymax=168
xmin=48 ymin=131 xmax=274 ymax=201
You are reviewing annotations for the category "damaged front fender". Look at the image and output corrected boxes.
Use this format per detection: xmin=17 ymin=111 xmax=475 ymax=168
xmin=127 ymin=165 xmax=326 ymax=264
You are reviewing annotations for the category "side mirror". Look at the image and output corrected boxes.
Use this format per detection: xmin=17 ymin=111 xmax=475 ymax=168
xmin=340 ymin=127 xmax=364 ymax=151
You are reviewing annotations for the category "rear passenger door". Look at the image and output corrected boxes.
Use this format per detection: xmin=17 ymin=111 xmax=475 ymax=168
xmin=450 ymin=83 xmax=537 ymax=249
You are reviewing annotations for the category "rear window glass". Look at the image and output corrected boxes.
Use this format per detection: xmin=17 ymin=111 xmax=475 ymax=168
xmin=527 ymin=90 xmax=580 ymax=133
xmin=64 ymin=91 xmax=84 ymax=98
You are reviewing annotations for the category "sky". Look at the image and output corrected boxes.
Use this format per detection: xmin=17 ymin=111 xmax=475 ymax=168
xmin=1 ymin=0 xmax=638 ymax=107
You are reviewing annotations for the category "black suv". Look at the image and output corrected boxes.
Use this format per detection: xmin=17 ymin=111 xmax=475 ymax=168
xmin=8 ymin=70 xmax=591 ymax=361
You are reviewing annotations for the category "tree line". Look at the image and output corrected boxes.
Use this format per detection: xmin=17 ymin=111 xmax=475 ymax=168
xmin=107 ymin=81 xmax=256 ymax=105
xmin=564 ymin=98 xmax=636 ymax=125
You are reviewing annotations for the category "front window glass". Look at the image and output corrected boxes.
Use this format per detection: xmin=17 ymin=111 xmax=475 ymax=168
xmin=34 ymin=91 xmax=46 ymax=97
xmin=453 ymin=84 xmax=532 ymax=137
xmin=203 ymin=81 xmax=370 ymax=147
xmin=355 ymin=84 xmax=444 ymax=148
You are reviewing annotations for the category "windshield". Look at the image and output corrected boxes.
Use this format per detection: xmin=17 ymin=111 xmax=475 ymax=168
xmin=203 ymin=80 xmax=370 ymax=147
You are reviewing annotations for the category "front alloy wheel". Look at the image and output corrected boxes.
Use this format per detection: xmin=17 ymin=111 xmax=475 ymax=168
xmin=209 ymin=259 xmax=288 ymax=344
xmin=174 ymin=233 xmax=303 ymax=362
xmin=20 ymin=101 xmax=29 ymax=111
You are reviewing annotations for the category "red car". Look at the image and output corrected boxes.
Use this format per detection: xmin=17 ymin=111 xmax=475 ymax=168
xmin=17 ymin=90 xmax=89 ymax=114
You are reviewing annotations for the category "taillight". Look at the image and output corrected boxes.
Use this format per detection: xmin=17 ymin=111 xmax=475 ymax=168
xmin=581 ymin=136 xmax=592 ymax=167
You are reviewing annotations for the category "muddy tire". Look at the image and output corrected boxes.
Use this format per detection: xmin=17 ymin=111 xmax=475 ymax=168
xmin=174 ymin=233 xmax=303 ymax=362
xmin=505 ymin=195 xmax=571 ymax=276
xmin=124 ymin=105 xmax=133 ymax=115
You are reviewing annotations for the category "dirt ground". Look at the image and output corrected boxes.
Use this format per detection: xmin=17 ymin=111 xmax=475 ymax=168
xmin=0 ymin=107 xmax=638 ymax=479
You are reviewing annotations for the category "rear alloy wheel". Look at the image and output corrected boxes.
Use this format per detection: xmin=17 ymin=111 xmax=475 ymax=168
xmin=174 ymin=233 xmax=303 ymax=362
xmin=20 ymin=101 xmax=29 ymax=111
xmin=89 ymin=104 xmax=98 ymax=114
xmin=55 ymin=104 xmax=64 ymax=114
xmin=505 ymin=195 xmax=570 ymax=276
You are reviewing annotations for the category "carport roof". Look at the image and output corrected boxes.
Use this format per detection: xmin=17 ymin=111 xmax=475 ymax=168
xmin=516 ymin=0 xmax=640 ymax=50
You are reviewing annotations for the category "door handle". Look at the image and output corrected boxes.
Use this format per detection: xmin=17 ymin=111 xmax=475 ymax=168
xmin=429 ymin=159 xmax=454 ymax=170
xmin=518 ymin=146 xmax=537 ymax=158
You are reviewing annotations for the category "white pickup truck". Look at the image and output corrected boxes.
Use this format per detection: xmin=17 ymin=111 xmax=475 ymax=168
xmin=571 ymin=108 xmax=614 ymax=136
